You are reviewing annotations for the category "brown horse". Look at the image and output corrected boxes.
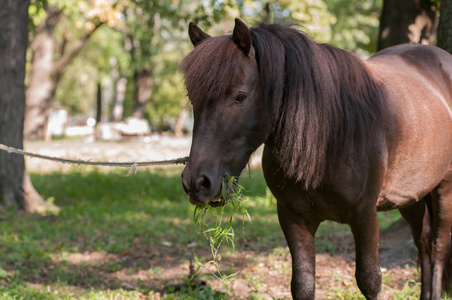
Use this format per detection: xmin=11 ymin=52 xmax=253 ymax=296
xmin=180 ymin=19 xmax=452 ymax=300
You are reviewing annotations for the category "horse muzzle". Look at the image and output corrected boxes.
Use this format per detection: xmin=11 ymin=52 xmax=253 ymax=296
xmin=181 ymin=169 xmax=226 ymax=206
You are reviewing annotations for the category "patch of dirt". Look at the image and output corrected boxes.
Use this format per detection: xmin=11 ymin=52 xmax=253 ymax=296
xmin=24 ymin=139 xmax=421 ymax=299
xmin=40 ymin=228 xmax=418 ymax=300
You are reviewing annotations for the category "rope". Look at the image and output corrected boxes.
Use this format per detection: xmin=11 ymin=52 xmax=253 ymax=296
xmin=0 ymin=143 xmax=189 ymax=169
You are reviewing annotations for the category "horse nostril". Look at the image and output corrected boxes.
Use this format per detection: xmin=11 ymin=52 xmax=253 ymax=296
xmin=195 ymin=174 xmax=212 ymax=193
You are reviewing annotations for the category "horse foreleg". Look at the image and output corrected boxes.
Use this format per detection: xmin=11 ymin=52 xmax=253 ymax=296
xmin=277 ymin=203 xmax=319 ymax=300
xmin=399 ymin=196 xmax=432 ymax=300
xmin=350 ymin=207 xmax=382 ymax=300
xmin=431 ymin=179 xmax=452 ymax=300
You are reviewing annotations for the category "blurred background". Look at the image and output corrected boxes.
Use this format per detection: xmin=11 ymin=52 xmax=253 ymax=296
xmin=23 ymin=0 xmax=442 ymax=142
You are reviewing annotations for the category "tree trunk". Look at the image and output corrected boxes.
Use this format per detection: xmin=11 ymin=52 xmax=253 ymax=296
xmin=262 ymin=2 xmax=271 ymax=23
xmin=96 ymin=81 xmax=102 ymax=124
xmin=0 ymin=0 xmax=28 ymax=208
xmin=378 ymin=0 xmax=437 ymax=50
xmin=174 ymin=100 xmax=189 ymax=137
xmin=110 ymin=64 xmax=126 ymax=122
xmin=132 ymin=68 xmax=153 ymax=119
xmin=437 ymin=0 xmax=452 ymax=53
xmin=0 ymin=0 xmax=49 ymax=212
xmin=22 ymin=171 xmax=50 ymax=213
xmin=111 ymin=77 xmax=127 ymax=121
xmin=24 ymin=6 xmax=62 ymax=140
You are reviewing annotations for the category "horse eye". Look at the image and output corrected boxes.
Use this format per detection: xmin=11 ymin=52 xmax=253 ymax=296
xmin=235 ymin=93 xmax=248 ymax=103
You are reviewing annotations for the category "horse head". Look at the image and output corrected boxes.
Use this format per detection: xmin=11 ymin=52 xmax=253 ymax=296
xmin=180 ymin=19 xmax=271 ymax=206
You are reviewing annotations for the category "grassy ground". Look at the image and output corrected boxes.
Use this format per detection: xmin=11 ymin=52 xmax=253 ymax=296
xmin=0 ymin=166 xmax=444 ymax=299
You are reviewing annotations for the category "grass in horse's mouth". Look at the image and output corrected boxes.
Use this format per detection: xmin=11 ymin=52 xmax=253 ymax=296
xmin=209 ymin=186 xmax=224 ymax=207
xmin=193 ymin=175 xmax=250 ymax=281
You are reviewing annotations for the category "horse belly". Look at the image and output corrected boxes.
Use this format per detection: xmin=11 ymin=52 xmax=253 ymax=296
xmin=377 ymin=144 xmax=452 ymax=211
xmin=375 ymin=75 xmax=452 ymax=210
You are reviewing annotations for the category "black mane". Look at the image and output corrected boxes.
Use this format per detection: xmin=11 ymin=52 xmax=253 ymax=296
xmin=251 ymin=23 xmax=386 ymax=189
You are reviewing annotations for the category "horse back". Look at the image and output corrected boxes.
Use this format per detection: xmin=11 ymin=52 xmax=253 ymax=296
xmin=365 ymin=45 xmax=452 ymax=210
xmin=370 ymin=44 xmax=452 ymax=98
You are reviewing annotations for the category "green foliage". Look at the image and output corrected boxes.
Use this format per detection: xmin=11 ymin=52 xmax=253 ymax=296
xmin=122 ymin=0 xmax=226 ymax=123
xmin=326 ymin=0 xmax=382 ymax=56
xmin=238 ymin=0 xmax=381 ymax=55
xmin=29 ymin=0 xmax=87 ymax=35
xmin=55 ymin=25 xmax=129 ymax=115
xmin=28 ymin=0 xmax=48 ymax=33
xmin=193 ymin=176 xmax=250 ymax=282
xmin=146 ymin=56 xmax=187 ymax=128
xmin=45 ymin=0 xmax=224 ymax=122
xmin=29 ymin=0 xmax=385 ymax=127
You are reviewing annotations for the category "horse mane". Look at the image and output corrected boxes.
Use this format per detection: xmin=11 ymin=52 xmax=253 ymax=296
xmin=251 ymin=23 xmax=387 ymax=189
xmin=180 ymin=23 xmax=387 ymax=190
xmin=179 ymin=36 xmax=247 ymax=108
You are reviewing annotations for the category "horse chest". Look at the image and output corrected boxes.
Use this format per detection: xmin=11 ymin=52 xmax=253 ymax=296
xmin=262 ymin=146 xmax=372 ymax=223
xmin=268 ymin=181 xmax=359 ymax=223
xmin=262 ymin=173 xmax=359 ymax=223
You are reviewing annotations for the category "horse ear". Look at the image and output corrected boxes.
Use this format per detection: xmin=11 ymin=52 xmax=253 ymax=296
xmin=232 ymin=18 xmax=251 ymax=55
xmin=188 ymin=22 xmax=210 ymax=47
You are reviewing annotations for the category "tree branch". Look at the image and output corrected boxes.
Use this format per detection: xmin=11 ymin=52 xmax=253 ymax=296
xmin=51 ymin=21 xmax=105 ymax=77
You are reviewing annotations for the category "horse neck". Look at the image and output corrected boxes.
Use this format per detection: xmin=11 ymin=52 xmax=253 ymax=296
xmin=266 ymin=39 xmax=386 ymax=189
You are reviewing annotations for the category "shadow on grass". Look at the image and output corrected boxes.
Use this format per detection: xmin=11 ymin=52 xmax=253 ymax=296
xmin=0 ymin=168 xmax=283 ymax=297
xmin=0 ymin=167 xmax=408 ymax=298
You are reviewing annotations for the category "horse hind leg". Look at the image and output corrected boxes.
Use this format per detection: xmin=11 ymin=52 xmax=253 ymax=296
xmin=399 ymin=195 xmax=432 ymax=300
xmin=431 ymin=176 xmax=452 ymax=300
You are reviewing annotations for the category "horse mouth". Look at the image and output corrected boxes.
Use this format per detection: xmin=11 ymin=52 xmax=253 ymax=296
xmin=208 ymin=185 xmax=226 ymax=207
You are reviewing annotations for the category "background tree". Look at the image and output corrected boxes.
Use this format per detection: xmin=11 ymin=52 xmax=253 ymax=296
xmin=25 ymin=0 xmax=121 ymax=140
xmin=238 ymin=0 xmax=382 ymax=56
xmin=0 ymin=0 xmax=49 ymax=212
xmin=378 ymin=0 xmax=437 ymax=50
xmin=37 ymin=0 xmax=230 ymax=133
xmin=23 ymin=0 xmax=386 ymax=138
xmin=53 ymin=24 xmax=129 ymax=123
xmin=326 ymin=0 xmax=382 ymax=55
xmin=113 ymin=0 xmax=230 ymax=128
xmin=123 ymin=0 xmax=227 ymax=120
xmin=0 ymin=0 xmax=29 ymax=208
xmin=438 ymin=0 xmax=452 ymax=53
